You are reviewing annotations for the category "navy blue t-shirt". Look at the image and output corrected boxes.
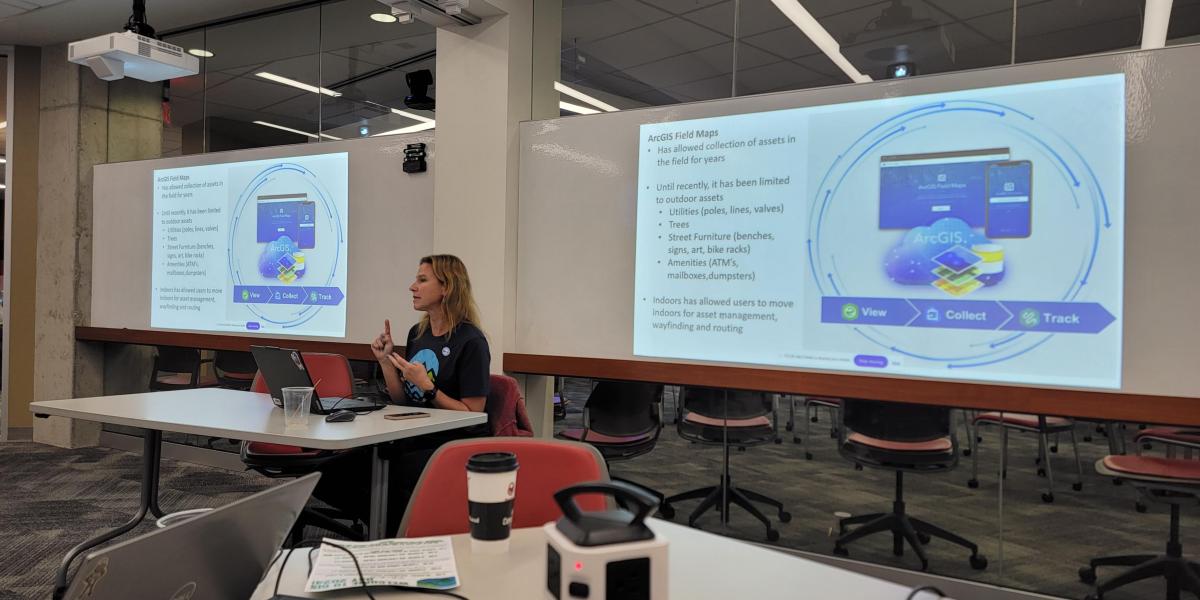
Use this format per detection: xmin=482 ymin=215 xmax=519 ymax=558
xmin=403 ymin=322 xmax=491 ymax=405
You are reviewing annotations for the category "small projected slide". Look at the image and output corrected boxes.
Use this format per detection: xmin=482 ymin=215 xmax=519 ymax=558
xmin=151 ymin=152 xmax=349 ymax=338
xmin=633 ymin=74 xmax=1125 ymax=389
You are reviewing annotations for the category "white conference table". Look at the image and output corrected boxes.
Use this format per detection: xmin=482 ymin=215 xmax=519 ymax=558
xmin=252 ymin=518 xmax=945 ymax=599
xmin=30 ymin=388 xmax=485 ymax=599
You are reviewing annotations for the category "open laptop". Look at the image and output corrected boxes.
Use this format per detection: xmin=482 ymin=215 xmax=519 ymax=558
xmin=62 ymin=473 xmax=320 ymax=600
xmin=250 ymin=345 xmax=382 ymax=415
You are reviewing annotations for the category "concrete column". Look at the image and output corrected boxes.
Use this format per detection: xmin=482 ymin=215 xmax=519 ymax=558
xmin=434 ymin=0 xmax=560 ymax=436
xmin=31 ymin=45 xmax=161 ymax=447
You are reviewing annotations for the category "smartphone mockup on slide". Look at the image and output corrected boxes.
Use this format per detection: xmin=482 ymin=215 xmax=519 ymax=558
xmin=985 ymin=160 xmax=1033 ymax=238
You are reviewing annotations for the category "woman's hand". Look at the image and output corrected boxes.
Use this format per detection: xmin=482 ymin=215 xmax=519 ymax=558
xmin=371 ymin=319 xmax=394 ymax=363
xmin=388 ymin=352 xmax=434 ymax=392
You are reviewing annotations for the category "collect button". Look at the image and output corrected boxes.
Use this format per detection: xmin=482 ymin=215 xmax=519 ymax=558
xmin=854 ymin=355 xmax=888 ymax=368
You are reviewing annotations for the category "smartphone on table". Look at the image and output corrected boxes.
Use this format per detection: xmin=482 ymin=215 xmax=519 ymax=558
xmin=385 ymin=411 xmax=431 ymax=421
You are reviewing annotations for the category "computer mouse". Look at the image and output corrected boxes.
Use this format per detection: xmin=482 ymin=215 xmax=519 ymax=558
xmin=325 ymin=409 xmax=357 ymax=423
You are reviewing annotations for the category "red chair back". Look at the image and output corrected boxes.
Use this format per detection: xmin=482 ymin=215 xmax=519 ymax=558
xmin=247 ymin=352 xmax=354 ymax=399
xmin=399 ymin=438 xmax=609 ymax=538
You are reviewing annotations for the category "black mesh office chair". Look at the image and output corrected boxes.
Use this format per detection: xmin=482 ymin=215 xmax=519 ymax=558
xmin=557 ymin=380 xmax=665 ymax=505
xmin=833 ymin=399 xmax=987 ymax=571
xmin=213 ymin=350 xmax=258 ymax=390
xmin=148 ymin=346 xmax=208 ymax=391
xmin=661 ymin=387 xmax=790 ymax=541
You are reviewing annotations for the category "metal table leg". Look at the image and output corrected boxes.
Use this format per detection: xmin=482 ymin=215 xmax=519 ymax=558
xmin=367 ymin=445 xmax=391 ymax=539
xmin=53 ymin=429 xmax=163 ymax=600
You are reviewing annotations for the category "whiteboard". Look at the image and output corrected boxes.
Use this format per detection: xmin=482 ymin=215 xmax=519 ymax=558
xmin=516 ymin=44 xmax=1200 ymax=398
xmin=91 ymin=133 xmax=434 ymax=344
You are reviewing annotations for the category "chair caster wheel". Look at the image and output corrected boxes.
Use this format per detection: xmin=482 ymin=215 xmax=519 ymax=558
xmin=1037 ymin=468 xmax=1046 ymax=477
xmin=833 ymin=546 xmax=849 ymax=557
xmin=854 ymin=464 xmax=863 ymax=471
xmin=970 ymin=554 xmax=988 ymax=570
xmin=967 ymin=479 xmax=979 ymax=489
xmin=918 ymin=532 xmax=931 ymax=545
xmin=1079 ymin=566 xmax=1097 ymax=584
xmin=1072 ymin=482 xmax=1083 ymax=491
xmin=779 ymin=511 xmax=792 ymax=523
xmin=963 ymin=449 xmax=972 ymax=457
xmin=1083 ymin=436 xmax=1093 ymax=442
xmin=1042 ymin=492 xmax=1055 ymax=503
xmin=1050 ymin=445 xmax=1059 ymax=453
xmin=805 ymin=452 xmax=814 ymax=460
xmin=659 ymin=504 xmax=676 ymax=519
xmin=1135 ymin=502 xmax=1147 ymax=513
xmin=774 ymin=438 xmax=783 ymax=444
xmin=793 ymin=437 xmax=802 ymax=445
xmin=785 ymin=423 xmax=794 ymax=432
xmin=810 ymin=416 xmax=819 ymax=423
xmin=766 ymin=529 xmax=780 ymax=542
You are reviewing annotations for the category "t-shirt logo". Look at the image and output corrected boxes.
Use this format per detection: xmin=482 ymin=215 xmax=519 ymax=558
xmin=405 ymin=348 xmax=440 ymax=401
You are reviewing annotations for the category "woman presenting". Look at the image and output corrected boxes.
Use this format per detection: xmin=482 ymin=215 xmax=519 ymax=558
xmin=371 ymin=254 xmax=491 ymax=414
xmin=315 ymin=254 xmax=490 ymax=535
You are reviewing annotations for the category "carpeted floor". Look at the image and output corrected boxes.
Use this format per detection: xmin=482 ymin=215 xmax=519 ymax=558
xmin=0 ymin=439 xmax=269 ymax=600
xmin=556 ymin=378 xmax=1197 ymax=600
xmin=2 ymin=380 xmax=1191 ymax=600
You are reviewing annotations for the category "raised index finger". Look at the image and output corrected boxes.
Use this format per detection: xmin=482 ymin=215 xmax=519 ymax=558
xmin=384 ymin=319 xmax=391 ymax=336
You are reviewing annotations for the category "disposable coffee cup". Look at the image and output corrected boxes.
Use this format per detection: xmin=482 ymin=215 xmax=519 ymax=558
xmin=466 ymin=452 xmax=518 ymax=553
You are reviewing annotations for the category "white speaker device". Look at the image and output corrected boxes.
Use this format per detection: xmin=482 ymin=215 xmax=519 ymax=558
xmin=544 ymin=481 xmax=668 ymax=600
xmin=68 ymin=31 xmax=199 ymax=82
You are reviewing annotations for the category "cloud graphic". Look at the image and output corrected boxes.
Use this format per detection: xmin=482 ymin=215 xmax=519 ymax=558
xmin=258 ymin=235 xmax=305 ymax=281
xmin=884 ymin=218 xmax=992 ymax=285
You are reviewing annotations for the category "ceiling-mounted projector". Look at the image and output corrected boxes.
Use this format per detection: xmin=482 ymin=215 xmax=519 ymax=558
xmin=68 ymin=31 xmax=198 ymax=82
xmin=67 ymin=0 xmax=198 ymax=82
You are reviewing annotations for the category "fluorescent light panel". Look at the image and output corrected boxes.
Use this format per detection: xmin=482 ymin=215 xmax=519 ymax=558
xmin=255 ymin=72 xmax=342 ymax=97
xmin=559 ymin=101 xmax=600 ymax=115
xmin=554 ymin=82 xmax=618 ymax=112
xmin=768 ymin=0 xmax=871 ymax=84
xmin=253 ymin=120 xmax=342 ymax=140
xmin=0 ymin=121 xmax=6 ymax=129
xmin=1142 ymin=0 xmax=1173 ymax=49
xmin=373 ymin=121 xmax=437 ymax=137
xmin=390 ymin=108 xmax=435 ymax=123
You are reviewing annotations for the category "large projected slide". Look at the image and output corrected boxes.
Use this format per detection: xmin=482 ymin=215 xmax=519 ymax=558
xmin=151 ymin=152 xmax=349 ymax=338
xmin=634 ymin=75 xmax=1124 ymax=389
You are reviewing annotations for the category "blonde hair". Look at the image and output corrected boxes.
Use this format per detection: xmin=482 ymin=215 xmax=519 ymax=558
xmin=416 ymin=254 xmax=483 ymax=338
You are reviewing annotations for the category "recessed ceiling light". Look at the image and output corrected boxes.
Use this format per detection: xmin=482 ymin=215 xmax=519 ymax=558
xmin=187 ymin=48 xmax=214 ymax=58
xmin=370 ymin=12 xmax=398 ymax=23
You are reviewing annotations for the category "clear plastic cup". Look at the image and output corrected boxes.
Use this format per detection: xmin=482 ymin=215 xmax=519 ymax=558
xmin=282 ymin=386 xmax=313 ymax=428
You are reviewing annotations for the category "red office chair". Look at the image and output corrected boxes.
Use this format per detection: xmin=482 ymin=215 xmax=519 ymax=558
xmin=397 ymin=437 xmax=609 ymax=538
xmin=1080 ymin=454 xmax=1200 ymax=599
xmin=240 ymin=352 xmax=357 ymax=466
xmin=241 ymin=353 xmax=363 ymax=541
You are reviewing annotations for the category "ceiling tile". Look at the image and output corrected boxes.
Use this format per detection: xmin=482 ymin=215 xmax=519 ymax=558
xmin=663 ymin=72 xmax=731 ymax=101
xmin=621 ymin=41 xmax=775 ymax=88
xmin=642 ymin=0 xmax=728 ymax=17
xmin=740 ymin=25 xmax=823 ymax=60
xmin=563 ymin=0 xmax=673 ymax=43
xmin=579 ymin=16 xmax=730 ymax=71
